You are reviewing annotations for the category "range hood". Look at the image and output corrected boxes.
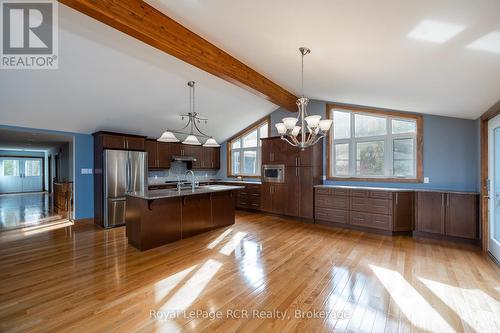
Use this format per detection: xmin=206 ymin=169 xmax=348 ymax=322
xmin=171 ymin=155 xmax=197 ymax=162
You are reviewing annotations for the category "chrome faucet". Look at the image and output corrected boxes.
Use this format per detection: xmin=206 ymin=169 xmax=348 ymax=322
xmin=186 ymin=170 xmax=195 ymax=192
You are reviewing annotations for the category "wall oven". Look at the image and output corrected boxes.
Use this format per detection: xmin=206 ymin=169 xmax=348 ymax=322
xmin=262 ymin=164 xmax=285 ymax=183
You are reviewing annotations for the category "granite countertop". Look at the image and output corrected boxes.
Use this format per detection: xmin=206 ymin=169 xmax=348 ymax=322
xmin=127 ymin=185 xmax=245 ymax=200
xmin=209 ymin=179 xmax=262 ymax=185
xmin=148 ymin=179 xmax=262 ymax=186
xmin=314 ymin=184 xmax=479 ymax=195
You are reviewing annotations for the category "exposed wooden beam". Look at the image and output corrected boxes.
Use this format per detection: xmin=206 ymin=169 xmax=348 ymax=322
xmin=58 ymin=0 xmax=298 ymax=111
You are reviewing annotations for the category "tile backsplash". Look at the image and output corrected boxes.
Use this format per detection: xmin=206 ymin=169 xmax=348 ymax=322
xmin=148 ymin=161 xmax=218 ymax=185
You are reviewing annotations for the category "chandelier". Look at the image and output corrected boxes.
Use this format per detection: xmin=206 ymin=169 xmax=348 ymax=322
xmin=158 ymin=81 xmax=219 ymax=147
xmin=275 ymin=47 xmax=332 ymax=149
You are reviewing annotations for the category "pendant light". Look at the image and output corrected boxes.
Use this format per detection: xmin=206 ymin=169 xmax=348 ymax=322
xmin=275 ymin=48 xmax=332 ymax=149
xmin=158 ymin=81 xmax=220 ymax=147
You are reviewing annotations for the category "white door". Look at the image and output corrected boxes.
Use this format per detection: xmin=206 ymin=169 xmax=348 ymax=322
xmin=0 ymin=157 xmax=43 ymax=194
xmin=0 ymin=158 xmax=22 ymax=193
xmin=22 ymin=158 xmax=43 ymax=192
xmin=488 ymin=115 xmax=500 ymax=261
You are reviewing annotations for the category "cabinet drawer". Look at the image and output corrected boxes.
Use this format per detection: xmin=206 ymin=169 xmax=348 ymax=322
xmin=351 ymin=189 xmax=370 ymax=197
xmin=369 ymin=191 xmax=393 ymax=199
xmin=315 ymin=195 xmax=349 ymax=210
xmin=350 ymin=212 xmax=392 ymax=230
xmin=351 ymin=197 xmax=392 ymax=215
xmin=332 ymin=189 xmax=349 ymax=196
xmin=315 ymin=188 xmax=331 ymax=195
xmin=315 ymin=208 xmax=348 ymax=224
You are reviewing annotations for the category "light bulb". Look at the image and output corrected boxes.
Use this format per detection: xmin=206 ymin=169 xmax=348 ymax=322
xmin=275 ymin=123 xmax=287 ymax=135
xmin=305 ymin=115 xmax=321 ymax=128
xmin=282 ymin=117 xmax=298 ymax=130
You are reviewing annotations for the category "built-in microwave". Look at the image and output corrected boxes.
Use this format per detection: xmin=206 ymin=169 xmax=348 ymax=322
xmin=262 ymin=164 xmax=285 ymax=183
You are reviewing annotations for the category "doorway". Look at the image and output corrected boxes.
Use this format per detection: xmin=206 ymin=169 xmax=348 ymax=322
xmin=0 ymin=156 xmax=43 ymax=194
xmin=487 ymin=115 xmax=500 ymax=262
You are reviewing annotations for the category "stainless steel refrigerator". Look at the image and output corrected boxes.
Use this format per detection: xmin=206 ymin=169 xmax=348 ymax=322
xmin=103 ymin=149 xmax=147 ymax=228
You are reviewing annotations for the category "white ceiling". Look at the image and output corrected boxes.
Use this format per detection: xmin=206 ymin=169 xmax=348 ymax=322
xmin=0 ymin=4 xmax=277 ymax=142
xmin=148 ymin=0 xmax=500 ymax=119
xmin=0 ymin=129 xmax=72 ymax=151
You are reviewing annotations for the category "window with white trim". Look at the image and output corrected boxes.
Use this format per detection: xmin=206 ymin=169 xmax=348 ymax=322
xmin=229 ymin=119 xmax=269 ymax=177
xmin=329 ymin=107 xmax=421 ymax=180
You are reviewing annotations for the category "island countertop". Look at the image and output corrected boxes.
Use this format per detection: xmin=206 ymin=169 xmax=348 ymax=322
xmin=127 ymin=185 xmax=245 ymax=200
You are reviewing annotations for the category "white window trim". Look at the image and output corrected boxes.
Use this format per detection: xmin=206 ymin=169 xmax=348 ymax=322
xmin=229 ymin=120 xmax=268 ymax=177
xmin=331 ymin=110 xmax=418 ymax=179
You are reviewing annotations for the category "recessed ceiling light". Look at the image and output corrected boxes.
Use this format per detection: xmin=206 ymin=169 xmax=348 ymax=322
xmin=467 ymin=31 xmax=500 ymax=54
xmin=407 ymin=20 xmax=465 ymax=43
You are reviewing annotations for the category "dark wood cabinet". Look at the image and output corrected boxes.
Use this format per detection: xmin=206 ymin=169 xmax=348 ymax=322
xmin=415 ymin=192 xmax=446 ymax=235
xmin=415 ymin=191 xmax=478 ymax=241
xmin=182 ymin=194 xmax=212 ymax=238
xmin=144 ymin=141 xmax=219 ymax=170
xmin=203 ymin=148 xmax=220 ymax=169
xmin=286 ymin=166 xmax=315 ymax=219
xmin=102 ymin=134 xmax=127 ymax=149
xmin=445 ymin=193 xmax=478 ymax=239
xmin=99 ymin=133 xmax=145 ymax=151
xmin=261 ymin=183 xmax=286 ymax=214
xmin=145 ymin=139 xmax=157 ymax=168
xmin=262 ymin=137 xmax=322 ymax=219
xmin=157 ymin=143 xmax=171 ymax=169
xmin=315 ymin=187 xmax=414 ymax=233
xmin=211 ymin=191 xmax=235 ymax=228
xmin=261 ymin=138 xmax=287 ymax=164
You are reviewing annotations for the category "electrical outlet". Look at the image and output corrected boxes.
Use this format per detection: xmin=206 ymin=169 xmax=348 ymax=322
xmin=424 ymin=177 xmax=429 ymax=183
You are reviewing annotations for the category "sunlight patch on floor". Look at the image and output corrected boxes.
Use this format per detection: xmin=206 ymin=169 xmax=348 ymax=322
xmin=159 ymin=259 xmax=223 ymax=313
xmin=207 ymin=228 xmax=232 ymax=249
xmin=370 ymin=264 xmax=456 ymax=333
xmin=154 ymin=265 xmax=198 ymax=303
xmin=419 ymin=277 xmax=500 ymax=332
xmin=219 ymin=231 xmax=247 ymax=255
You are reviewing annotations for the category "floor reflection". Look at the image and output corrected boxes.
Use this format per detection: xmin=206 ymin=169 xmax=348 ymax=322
xmin=0 ymin=192 xmax=62 ymax=231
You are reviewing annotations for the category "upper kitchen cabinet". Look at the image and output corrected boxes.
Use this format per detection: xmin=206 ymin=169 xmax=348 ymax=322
xmin=145 ymin=140 xmax=170 ymax=169
xmin=94 ymin=132 xmax=146 ymax=151
xmin=261 ymin=138 xmax=287 ymax=164
xmin=262 ymin=137 xmax=322 ymax=167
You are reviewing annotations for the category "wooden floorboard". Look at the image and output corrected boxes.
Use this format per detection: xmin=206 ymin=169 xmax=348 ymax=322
xmin=0 ymin=210 xmax=499 ymax=332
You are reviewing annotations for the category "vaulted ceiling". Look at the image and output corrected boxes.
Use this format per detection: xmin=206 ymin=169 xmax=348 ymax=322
xmin=148 ymin=0 xmax=500 ymax=119
xmin=1 ymin=0 xmax=499 ymax=144
xmin=0 ymin=4 xmax=278 ymax=142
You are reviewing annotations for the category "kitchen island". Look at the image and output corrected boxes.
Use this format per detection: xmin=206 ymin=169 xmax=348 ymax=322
xmin=125 ymin=185 xmax=243 ymax=251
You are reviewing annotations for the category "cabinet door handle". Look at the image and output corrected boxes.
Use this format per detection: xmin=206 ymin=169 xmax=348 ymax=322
xmin=441 ymin=193 xmax=444 ymax=206
xmin=395 ymin=193 xmax=398 ymax=205
xmin=123 ymin=140 xmax=126 ymax=149
xmin=447 ymin=194 xmax=450 ymax=206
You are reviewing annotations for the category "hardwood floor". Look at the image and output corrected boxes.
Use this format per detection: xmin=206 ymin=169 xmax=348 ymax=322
xmin=0 ymin=192 xmax=62 ymax=231
xmin=0 ymin=211 xmax=498 ymax=332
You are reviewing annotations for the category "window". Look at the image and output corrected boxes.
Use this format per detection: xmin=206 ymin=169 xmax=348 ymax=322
xmin=2 ymin=160 xmax=20 ymax=177
xmin=25 ymin=160 xmax=41 ymax=177
xmin=228 ymin=117 xmax=269 ymax=177
xmin=328 ymin=105 xmax=422 ymax=181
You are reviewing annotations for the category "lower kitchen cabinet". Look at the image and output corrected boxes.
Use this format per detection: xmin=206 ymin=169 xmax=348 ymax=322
xmin=261 ymin=183 xmax=286 ymax=215
xmin=415 ymin=192 xmax=445 ymax=234
xmin=415 ymin=191 xmax=478 ymax=240
xmin=181 ymin=194 xmax=212 ymax=238
xmin=211 ymin=191 xmax=236 ymax=228
xmin=314 ymin=187 xmax=414 ymax=234
xmin=445 ymin=193 xmax=478 ymax=239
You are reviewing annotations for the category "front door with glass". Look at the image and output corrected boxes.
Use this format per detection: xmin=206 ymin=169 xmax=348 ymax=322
xmin=487 ymin=115 xmax=500 ymax=262
xmin=0 ymin=157 xmax=43 ymax=194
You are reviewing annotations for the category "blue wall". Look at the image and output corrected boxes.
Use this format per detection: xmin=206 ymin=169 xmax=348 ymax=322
xmin=221 ymin=99 xmax=480 ymax=192
xmin=0 ymin=125 xmax=94 ymax=219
